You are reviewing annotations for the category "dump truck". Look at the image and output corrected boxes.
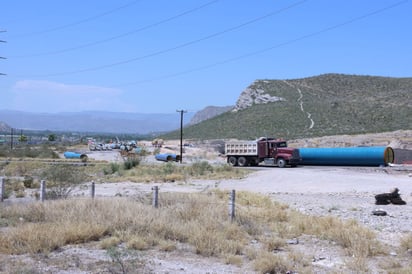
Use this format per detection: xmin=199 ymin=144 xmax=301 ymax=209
xmin=225 ymin=138 xmax=301 ymax=167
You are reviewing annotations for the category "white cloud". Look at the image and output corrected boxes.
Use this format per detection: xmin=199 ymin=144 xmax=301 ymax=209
xmin=11 ymin=80 xmax=137 ymax=113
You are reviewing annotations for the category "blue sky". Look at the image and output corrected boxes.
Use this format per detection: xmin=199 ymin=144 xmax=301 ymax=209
xmin=0 ymin=0 xmax=410 ymax=114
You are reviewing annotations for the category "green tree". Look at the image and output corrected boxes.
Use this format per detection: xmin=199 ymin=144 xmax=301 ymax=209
xmin=48 ymin=134 xmax=57 ymax=141
xmin=18 ymin=135 xmax=28 ymax=142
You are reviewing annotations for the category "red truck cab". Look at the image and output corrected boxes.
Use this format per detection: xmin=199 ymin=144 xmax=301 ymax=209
xmin=257 ymin=138 xmax=300 ymax=167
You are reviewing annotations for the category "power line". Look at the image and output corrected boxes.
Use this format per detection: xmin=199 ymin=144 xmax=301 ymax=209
xmin=9 ymin=0 xmax=143 ymax=38
xmin=0 ymin=29 xmax=5 ymax=76
xmin=11 ymin=0 xmax=220 ymax=58
xmin=24 ymin=0 xmax=308 ymax=77
xmin=112 ymin=0 xmax=408 ymax=87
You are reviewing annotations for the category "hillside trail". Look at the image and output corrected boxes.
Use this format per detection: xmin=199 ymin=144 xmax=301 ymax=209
xmin=282 ymin=80 xmax=315 ymax=129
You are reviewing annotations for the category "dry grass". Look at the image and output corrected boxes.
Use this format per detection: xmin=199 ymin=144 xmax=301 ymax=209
xmin=253 ymin=251 xmax=293 ymax=274
xmin=290 ymin=214 xmax=383 ymax=257
xmin=2 ymin=161 xmax=45 ymax=177
xmin=0 ymin=191 xmax=403 ymax=272
xmin=103 ymin=162 xmax=249 ymax=183
xmin=400 ymin=233 xmax=412 ymax=251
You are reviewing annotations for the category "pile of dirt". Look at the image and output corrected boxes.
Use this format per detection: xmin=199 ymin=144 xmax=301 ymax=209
xmin=289 ymin=130 xmax=412 ymax=149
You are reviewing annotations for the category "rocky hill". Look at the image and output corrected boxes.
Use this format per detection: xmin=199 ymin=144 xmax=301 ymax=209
xmin=233 ymin=82 xmax=285 ymax=111
xmin=162 ymin=73 xmax=412 ymax=140
xmin=188 ymin=106 xmax=233 ymax=125
xmin=0 ymin=121 xmax=11 ymax=133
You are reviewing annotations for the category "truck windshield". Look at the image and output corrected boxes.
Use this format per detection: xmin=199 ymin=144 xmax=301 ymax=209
xmin=276 ymin=142 xmax=287 ymax=148
xmin=268 ymin=142 xmax=287 ymax=148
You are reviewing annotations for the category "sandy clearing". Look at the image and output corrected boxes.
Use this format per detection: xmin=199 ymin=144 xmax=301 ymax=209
xmin=80 ymin=166 xmax=412 ymax=208
xmin=216 ymin=166 xmax=412 ymax=195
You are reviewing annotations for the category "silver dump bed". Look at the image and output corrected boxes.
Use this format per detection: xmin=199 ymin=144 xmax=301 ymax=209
xmin=225 ymin=141 xmax=258 ymax=156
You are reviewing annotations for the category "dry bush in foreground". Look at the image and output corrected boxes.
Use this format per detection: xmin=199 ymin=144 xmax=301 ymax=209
xmin=400 ymin=233 xmax=412 ymax=251
xmin=0 ymin=191 xmax=400 ymax=272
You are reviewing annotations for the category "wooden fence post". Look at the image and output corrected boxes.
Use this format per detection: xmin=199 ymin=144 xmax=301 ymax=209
xmin=152 ymin=186 xmax=159 ymax=208
xmin=40 ymin=180 xmax=46 ymax=202
xmin=229 ymin=189 xmax=236 ymax=221
xmin=90 ymin=181 xmax=95 ymax=199
xmin=0 ymin=177 xmax=4 ymax=202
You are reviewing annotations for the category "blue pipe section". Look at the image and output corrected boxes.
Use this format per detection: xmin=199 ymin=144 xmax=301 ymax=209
xmin=155 ymin=153 xmax=181 ymax=162
xmin=299 ymin=146 xmax=394 ymax=166
xmin=64 ymin=151 xmax=88 ymax=162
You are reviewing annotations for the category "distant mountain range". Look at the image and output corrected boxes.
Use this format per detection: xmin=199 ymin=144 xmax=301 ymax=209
xmin=0 ymin=110 xmax=197 ymax=134
xmin=2 ymin=73 xmax=411 ymax=138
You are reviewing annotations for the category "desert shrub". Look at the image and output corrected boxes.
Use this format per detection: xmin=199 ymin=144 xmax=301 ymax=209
xmin=23 ymin=176 xmax=34 ymax=188
xmin=41 ymin=165 xmax=87 ymax=199
xmin=254 ymin=251 xmax=292 ymax=274
xmin=104 ymin=163 xmax=120 ymax=175
xmin=161 ymin=162 xmax=176 ymax=175
xmin=400 ymin=233 xmax=412 ymax=251
xmin=224 ymin=254 xmax=243 ymax=267
xmin=100 ymin=237 xmax=121 ymax=249
xmin=123 ymin=157 xmax=140 ymax=170
xmin=106 ymin=246 xmax=143 ymax=274
xmin=188 ymin=161 xmax=213 ymax=176
xmin=158 ymin=240 xmax=177 ymax=252
xmin=126 ymin=236 xmax=149 ymax=250
xmin=15 ymin=190 xmax=26 ymax=198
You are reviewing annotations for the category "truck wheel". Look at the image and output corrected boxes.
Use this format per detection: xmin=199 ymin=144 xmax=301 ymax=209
xmin=277 ymin=158 xmax=286 ymax=168
xmin=228 ymin=156 xmax=237 ymax=166
xmin=238 ymin=156 xmax=248 ymax=167
xmin=250 ymin=158 xmax=259 ymax=166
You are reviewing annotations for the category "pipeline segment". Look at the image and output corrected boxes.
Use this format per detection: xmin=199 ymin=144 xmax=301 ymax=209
xmin=155 ymin=153 xmax=181 ymax=162
xmin=299 ymin=146 xmax=394 ymax=166
xmin=64 ymin=151 xmax=88 ymax=162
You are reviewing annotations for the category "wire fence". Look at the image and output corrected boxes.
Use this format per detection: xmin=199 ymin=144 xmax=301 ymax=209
xmin=0 ymin=177 xmax=239 ymax=221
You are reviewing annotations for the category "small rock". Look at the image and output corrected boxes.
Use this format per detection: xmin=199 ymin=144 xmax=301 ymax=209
xmin=372 ymin=209 xmax=387 ymax=216
xmin=312 ymin=256 xmax=326 ymax=262
xmin=287 ymin=238 xmax=299 ymax=245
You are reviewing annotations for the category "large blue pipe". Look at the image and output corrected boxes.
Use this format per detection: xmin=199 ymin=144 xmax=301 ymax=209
xmin=155 ymin=153 xmax=181 ymax=162
xmin=299 ymin=146 xmax=394 ymax=166
xmin=64 ymin=151 xmax=88 ymax=162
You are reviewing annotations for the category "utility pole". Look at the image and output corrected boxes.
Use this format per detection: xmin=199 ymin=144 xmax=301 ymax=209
xmin=10 ymin=128 xmax=13 ymax=150
xmin=176 ymin=109 xmax=187 ymax=163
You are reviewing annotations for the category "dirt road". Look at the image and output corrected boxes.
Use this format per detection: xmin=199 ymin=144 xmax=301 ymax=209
xmin=216 ymin=166 xmax=412 ymax=194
